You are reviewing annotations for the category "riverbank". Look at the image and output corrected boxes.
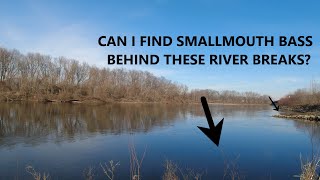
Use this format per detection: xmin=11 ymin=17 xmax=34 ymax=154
xmin=0 ymin=93 xmax=269 ymax=105
xmin=272 ymin=104 xmax=320 ymax=122
xmin=280 ymin=104 xmax=320 ymax=113
xmin=273 ymin=114 xmax=320 ymax=121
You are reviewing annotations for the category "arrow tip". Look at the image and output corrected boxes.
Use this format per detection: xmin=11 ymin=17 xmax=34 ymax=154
xmin=198 ymin=118 xmax=224 ymax=146
xmin=269 ymin=96 xmax=279 ymax=111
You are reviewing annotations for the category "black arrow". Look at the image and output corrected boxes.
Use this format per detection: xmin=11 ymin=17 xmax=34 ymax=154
xmin=268 ymin=96 xmax=279 ymax=111
xmin=198 ymin=96 xmax=224 ymax=146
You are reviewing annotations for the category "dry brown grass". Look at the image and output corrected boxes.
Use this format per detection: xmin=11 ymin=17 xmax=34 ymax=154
xmin=83 ymin=166 xmax=95 ymax=180
xmin=162 ymin=160 xmax=206 ymax=180
xmin=223 ymin=154 xmax=243 ymax=180
xmin=25 ymin=165 xmax=50 ymax=180
xmin=100 ymin=160 xmax=120 ymax=180
xmin=129 ymin=143 xmax=147 ymax=180
xmin=163 ymin=160 xmax=179 ymax=180
xmin=299 ymin=155 xmax=320 ymax=180
xmin=23 ymin=154 xmax=320 ymax=180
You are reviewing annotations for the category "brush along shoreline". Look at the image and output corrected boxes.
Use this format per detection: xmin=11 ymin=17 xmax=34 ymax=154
xmin=0 ymin=95 xmax=270 ymax=105
xmin=272 ymin=105 xmax=320 ymax=122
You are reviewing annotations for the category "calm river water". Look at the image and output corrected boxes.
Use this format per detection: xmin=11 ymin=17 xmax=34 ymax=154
xmin=0 ymin=103 xmax=319 ymax=179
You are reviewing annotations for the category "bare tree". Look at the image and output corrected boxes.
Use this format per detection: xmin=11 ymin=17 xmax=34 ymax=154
xmin=0 ymin=46 xmax=270 ymax=104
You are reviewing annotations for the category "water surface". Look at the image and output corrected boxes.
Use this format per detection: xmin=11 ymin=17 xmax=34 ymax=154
xmin=0 ymin=103 xmax=319 ymax=179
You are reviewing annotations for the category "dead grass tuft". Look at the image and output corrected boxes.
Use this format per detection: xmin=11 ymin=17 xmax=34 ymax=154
xmin=25 ymin=165 xmax=50 ymax=180
xmin=300 ymin=155 xmax=320 ymax=180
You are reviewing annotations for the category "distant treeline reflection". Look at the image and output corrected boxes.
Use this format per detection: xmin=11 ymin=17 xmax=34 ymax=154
xmin=0 ymin=103 xmax=188 ymax=140
xmin=293 ymin=120 xmax=320 ymax=148
xmin=1 ymin=103 xmax=319 ymax=148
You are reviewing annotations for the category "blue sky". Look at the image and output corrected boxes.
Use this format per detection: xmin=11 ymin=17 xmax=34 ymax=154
xmin=1 ymin=0 xmax=320 ymax=99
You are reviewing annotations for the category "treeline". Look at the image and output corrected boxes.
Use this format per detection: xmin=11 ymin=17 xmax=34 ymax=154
xmin=0 ymin=47 xmax=269 ymax=104
xmin=278 ymin=80 xmax=320 ymax=108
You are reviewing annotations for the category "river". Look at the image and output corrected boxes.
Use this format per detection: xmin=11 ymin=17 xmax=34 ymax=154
xmin=0 ymin=103 xmax=319 ymax=179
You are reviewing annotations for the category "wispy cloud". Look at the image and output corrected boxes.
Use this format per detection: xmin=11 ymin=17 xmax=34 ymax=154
xmin=0 ymin=24 xmax=25 ymax=43
xmin=274 ymin=77 xmax=302 ymax=84
xmin=34 ymin=24 xmax=105 ymax=64
xmin=1 ymin=24 xmax=105 ymax=65
xmin=1 ymin=21 xmax=177 ymax=77
xmin=206 ymin=81 xmax=251 ymax=91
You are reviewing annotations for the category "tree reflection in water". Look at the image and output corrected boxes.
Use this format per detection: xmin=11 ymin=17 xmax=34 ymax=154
xmin=0 ymin=103 xmax=191 ymax=147
xmin=292 ymin=120 xmax=320 ymax=155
